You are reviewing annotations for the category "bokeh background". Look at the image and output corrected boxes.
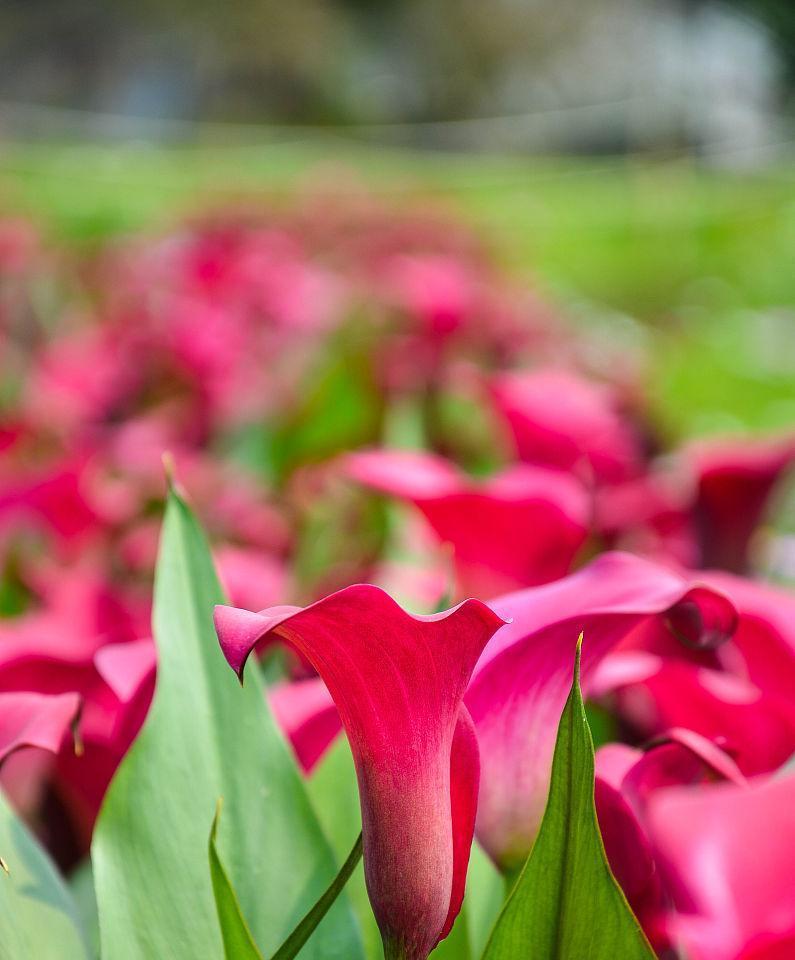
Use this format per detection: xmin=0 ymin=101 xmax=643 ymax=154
xmin=1 ymin=0 xmax=795 ymax=442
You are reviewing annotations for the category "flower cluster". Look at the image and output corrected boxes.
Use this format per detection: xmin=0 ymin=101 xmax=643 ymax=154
xmin=0 ymin=198 xmax=793 ymax=960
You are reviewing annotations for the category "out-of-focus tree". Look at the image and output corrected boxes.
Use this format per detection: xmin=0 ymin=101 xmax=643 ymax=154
xmin=0 ymin=0 xmax=789 ymax=138
xmin=724 ymin=0 xmax=795 ymax=80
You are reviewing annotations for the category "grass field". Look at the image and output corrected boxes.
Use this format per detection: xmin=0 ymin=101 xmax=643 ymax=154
xmin=2 ymin=139 xmax=794 ymax=440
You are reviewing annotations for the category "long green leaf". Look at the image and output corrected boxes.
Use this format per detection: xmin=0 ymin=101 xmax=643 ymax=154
xmin=0 ymin=791 xmax=90 ymax=960
xmin=92 ymin=486 xmax=363 ymax=960
xmin=482 ymin=637 xmax=656 ymax=960
xmin=209 ymin=801 xmax=264 ymax=960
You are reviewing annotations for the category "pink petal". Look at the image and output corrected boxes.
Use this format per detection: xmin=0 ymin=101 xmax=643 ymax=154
xmin=738 ymin=934 xmax=795 ymax=960
xmin=590 ymin=651 xmax=664 ymax=698
xmin=215 ymin=545 xmax=290 ymax=613
xmin=465 ymin=551 xmax=737 ymax=870
xmin=594 ymin=742 xmax=643 ymax=789
xmin=647 ymin=728 xmax=747 ymax=787
xmin=215 ymin=584 xmax=506 ymax=960
xmin=440 ymin=706 xmax=480 ymax=942
xmin=95 ymin=639 xmax=156 ymax=705
xmin=647 ymin=774 xmax=795 ymax=960
xmin=0 ymin=691 xmax=80 ymax=765
xmin=595 ymin=733 xmax=747 ymax=953
xmin=700 ymin=571 xmax=795 ymax=701
xmin=594 ymin=776 xmax=661 ymax=932
xmin=490 ymin=368 xmax=642 ymax=482
xmin=347 ymin=449 xmax=589 ymax=596
xmin=347 ymin=449 xmax=461 ymax=500
xmin=613 ymin=660 xmax=795 ymax=776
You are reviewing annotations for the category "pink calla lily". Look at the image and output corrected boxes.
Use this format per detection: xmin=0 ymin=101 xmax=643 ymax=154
xmin=214 ymin=583 xmax=505 ymax=960
xmin=594 ymin=730 xmax=746 ymax=952
xmin=647 ymin=773 xmax=795 ymax=960
xmin=346 ymin=448 xmax=589 ymax=596
xmin=607 ymin=658 xmax=795 ymax=776
xmin=489 ymin=368 xmax=642 ymax=482
xmin=700 ymin=571 xmax=795 ymax=701
xmin=464 ymin=551 xmax=737 ymax=871
xmin=0 ymin=691 xmax=80 ymax=766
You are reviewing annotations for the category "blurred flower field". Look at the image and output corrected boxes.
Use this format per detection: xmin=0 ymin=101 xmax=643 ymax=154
xmin=4 ymin=142 xmax=795 ymax=437
xmin=0 ymin=144 xmax=794 ymax=960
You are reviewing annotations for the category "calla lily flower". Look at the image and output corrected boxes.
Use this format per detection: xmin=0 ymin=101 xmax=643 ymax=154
xmin=594 ymin=730 xmax=746 ymax=952
xmin=214 ymin=583 xmax=505 ymax=960
xmin=606 ymin=657 xmax=795 ymax=776
xmin=0 ymin=691 xmax=80 ymax=766
xmin=0 ymin=563 xmax=149 ymax=844
xmin=0 ymin=691 xmax=81 ymax=818
xmin=346 ymin=448 xmax=589 ymax=596
xmin=699 ymin=571 xmax=795 ymax=701
xmin=596 ymin=569 xmax=795 ymax=777
xmin=688 ymin=433 xmax=795 ymax=572
xmin=464 ymin=551 xmax=737 ymax=871
xmin=647 ymin=773 xmax=795 ymax=960
xmin=489 ymin=368 xmax=642 ymax=483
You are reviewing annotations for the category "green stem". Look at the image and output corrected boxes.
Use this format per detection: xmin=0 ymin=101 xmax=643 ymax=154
xmin=271 ymin=833 xmax=363 ymax=960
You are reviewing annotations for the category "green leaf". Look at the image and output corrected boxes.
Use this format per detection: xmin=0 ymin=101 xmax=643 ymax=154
xmin=69 ymin=859 xmax=99 ymax=960
xmin=209 ymin=801 xmax=264 ymax=960
xmin=482 ymin=637 xmax=656 ymax=960
xmin=92 ymin=486 xmax=364 ymax=960
xmin=271 ymin=833 xmax=363 ymax=960
xmin=0 ymin=791 xmax=90 ymax=960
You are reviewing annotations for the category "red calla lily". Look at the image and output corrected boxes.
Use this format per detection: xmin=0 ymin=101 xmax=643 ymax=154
xmin=214 ymin=583 xmax=505 ymax=960
xmin=489 ymin=368 xmax=642 ymax=482
xmin=688 ymin=433 xmax=795 ymax=572
xmin=346 ymin=448 xmax=589 ymax=596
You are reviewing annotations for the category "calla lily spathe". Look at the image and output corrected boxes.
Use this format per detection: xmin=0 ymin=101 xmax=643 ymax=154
xmin=347 ymin=448 xmax=589 ymax=596
xmin=647 ymin=772 xmax=795 ymax=960
xmin=214 ymin=583 xmax=505 ymax=960
xmin=465 ymin=551 xmax=737 ymax=871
